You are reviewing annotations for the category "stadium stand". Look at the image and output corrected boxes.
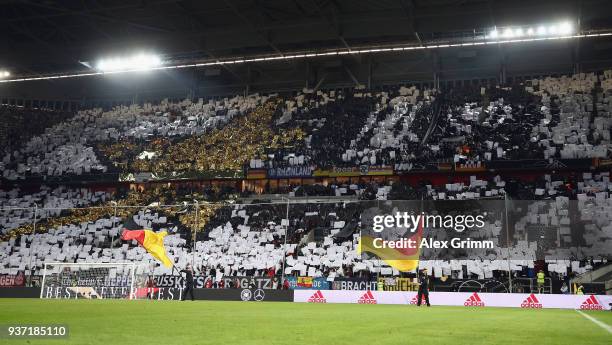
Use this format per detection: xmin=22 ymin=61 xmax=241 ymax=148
xmin=1 ymin=94 xmax=266 ymax=180
xmin=1 ymin=71 xmax=611 ymax=294
xmin=1 ymin=171 xmax=610 ymax=292
xmin=2 ymin=71 xmax=611 ymax=182
xmin=6 ymin=3 xmax=612 ymax=343
xmin=0 ymin=187 xmax=110 ymax=236
xmin=0 ymin=105 xmax=74 ymax=155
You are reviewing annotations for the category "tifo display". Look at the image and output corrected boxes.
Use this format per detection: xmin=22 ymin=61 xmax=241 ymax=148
xmin=1 ymin=72 xmax=612 ymax=298
xmin=4 ymin=4 xmax=612 ymax=345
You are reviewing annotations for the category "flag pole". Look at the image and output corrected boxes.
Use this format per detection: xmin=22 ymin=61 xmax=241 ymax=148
xmin=280 ymin=197 xmax=289 ymax=287
xmin=32 ymin=203 xmax=38 ymax=234
xmin=504 ymin=193 xmax=513 ymax=293
xmin=192 ymin=200 xmax=199 ymax=269
xmin=110 ymin=201 xmax=118 ymax=249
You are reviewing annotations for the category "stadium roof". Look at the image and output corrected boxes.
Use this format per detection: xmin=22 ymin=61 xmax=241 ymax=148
xmin=3 ymin=0 xmax=611 ymax=75
xmin=2 ymin=0 xmax=612 ymax=101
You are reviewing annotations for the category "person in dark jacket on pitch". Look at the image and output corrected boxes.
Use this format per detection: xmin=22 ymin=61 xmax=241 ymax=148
xmin=180 ymin=265 xmax=195 ymax=301
xmin=416 ymin=268 xmax=431 ymax=307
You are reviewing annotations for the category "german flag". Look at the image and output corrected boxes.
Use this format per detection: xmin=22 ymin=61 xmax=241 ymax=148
xmin=297 ymin=276 xmax=313 ymax=288
xmin=357 ymin=222 xmax=422 ymax=272
xmin=121 ymin=217 xmax=173 ymax=268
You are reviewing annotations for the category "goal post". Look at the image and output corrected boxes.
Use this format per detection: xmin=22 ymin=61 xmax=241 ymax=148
xmin=39 ymin=262 xmax=150 ymax=300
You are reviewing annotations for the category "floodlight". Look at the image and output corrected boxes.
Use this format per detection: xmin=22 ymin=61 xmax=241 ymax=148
xmin=559 ymin=22 xmax=573 ymax=35
xmin=3 ymin=23 xmax=612 ymax=84
xmin=537 ymin=26 xmax=547 ymax=35
xmin=514 ymin=28 xmax=524 ymax=37
xmin=96 ymin=53 xmax=162 ymax=72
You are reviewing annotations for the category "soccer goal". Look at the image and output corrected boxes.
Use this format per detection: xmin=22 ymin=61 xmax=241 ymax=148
xmin=40 ymin=262 xmax=151 ymax=300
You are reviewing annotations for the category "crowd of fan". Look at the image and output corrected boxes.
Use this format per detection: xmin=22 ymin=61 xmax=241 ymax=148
xmin=0 ymin=105 xmax=74 ymax=156
xmin=1 ymin=71 xmax=611 ymax=290
xmin=252 ymin=71 xmax=612 ymax=172
xmin=251 ymin=86 xmax=438 ymax=171
xmin=0 ymin=95 xmax=266 ymax=180
xmin=1 ymin=71 xmax=611 ymax=182
xmin=0 ymin=187 xmax=110 ymax=237
xmin=429 ymin=72 xmax=612 ymax=168
xmin=1 ymin=171 xmax=609 ymax=286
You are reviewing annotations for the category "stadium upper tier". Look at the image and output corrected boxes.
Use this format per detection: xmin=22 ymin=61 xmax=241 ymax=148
xmin=2 ymin=70 xmax=612 ymax=181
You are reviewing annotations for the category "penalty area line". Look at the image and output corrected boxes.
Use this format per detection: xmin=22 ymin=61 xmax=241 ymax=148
xmin=576 ymin=310 xmax=612 ymax=334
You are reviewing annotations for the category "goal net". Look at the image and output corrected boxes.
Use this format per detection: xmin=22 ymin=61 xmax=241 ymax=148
xmin=40 ymin=262 xmax=152 ymax=300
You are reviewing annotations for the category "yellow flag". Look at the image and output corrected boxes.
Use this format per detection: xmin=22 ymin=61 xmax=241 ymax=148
xmin=142 ymin=230 xmax=173 ymax=268
xmin=358 ymin=234 xmax=421 ymax=272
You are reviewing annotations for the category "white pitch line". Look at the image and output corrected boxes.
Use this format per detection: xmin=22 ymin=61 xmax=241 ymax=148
xmin=576 ymin=310 xmax=612 ymax=334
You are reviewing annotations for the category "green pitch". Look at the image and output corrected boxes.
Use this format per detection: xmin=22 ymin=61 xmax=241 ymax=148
xmin=1 ymin=299 xmax=610 ymax=345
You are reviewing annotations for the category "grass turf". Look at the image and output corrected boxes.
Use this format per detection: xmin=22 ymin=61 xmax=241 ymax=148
xmin=0 ymin=299 xmax=610 ymax=345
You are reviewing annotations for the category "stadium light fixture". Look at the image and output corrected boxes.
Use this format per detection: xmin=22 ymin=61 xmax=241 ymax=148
xmin=1 ymin=26 xmax=611 ymax=84
xmin=486 ymin=21 xmax=576 ymax=41
xmin=502 ymin=28 xmax=514 ymax=38
xmin=514 ymin=28 xmax=524 ymax=37
xmin=559 ymin=22 xmax=573 ymax=34
xmin=537 ymin=26 xmax=547 ymax=35
xmin=96 ymin=53 xmax=162 ymax=72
